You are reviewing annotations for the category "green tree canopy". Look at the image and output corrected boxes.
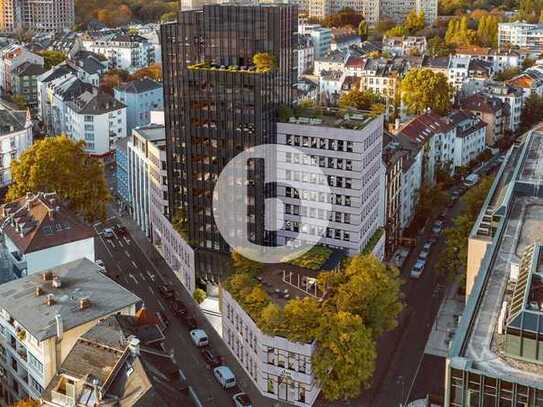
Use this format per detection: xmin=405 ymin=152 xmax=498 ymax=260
xmin=338 ymin=89 xmax=382 ymax=110
xmin=358 ymin=18 xmax=368 ymax=40
xmin=404 ymin=10 xmax=425 ymax=33
xmin=427 ymin=36 xmax=452 ymax=57
xmin=401 ymin=68 xmax=452 ymax=115
xmin=385 ymin=25 xmax=408 ymax=37
xmin=476 ymin=14 xmax=499 ymax=47
xmin=321 ymin=8 xmax=363 ymax=28
xmin=252 ymin=52 xmax=275 ymax=71
xmin=7 ymin=136 xmax=109 ymax=221
xmin=39 ymin=50 xmax=67 ymax=70
xmin=445 ymin=16 xmax=476 ymax=47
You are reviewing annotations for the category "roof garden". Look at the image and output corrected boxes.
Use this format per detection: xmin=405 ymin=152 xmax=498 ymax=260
xmin=279 ymin=105 xmax=376 ymax=131
xmin=187 ymin=62 xmax=271 ymax=74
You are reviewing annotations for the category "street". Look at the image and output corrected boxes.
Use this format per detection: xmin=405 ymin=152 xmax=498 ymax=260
xmin=92 ymin=214 xmax=276 ymax=407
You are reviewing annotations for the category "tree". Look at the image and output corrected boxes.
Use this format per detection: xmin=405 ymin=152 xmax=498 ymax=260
xmin=520 ymin=93 xmax=543 ymax=133
xmin=494 ymin=66 xmax=521 ymax=81
xmin=338 ymin=89 xmax=381 ymax=110
xmin=39 ymin=50 xmax=67 ymax=70
xmin=401 ymin=69 xmax=452 ymax=115
xmin=10 ymin=95 xmax=28 ymax=110
xmin=172 ymin=207 xmax=189 ymax=240
xmin=231 ymin=250 xmax=264 ymax=275
xmin=518 ymin=0 xmax=541 ymax=23
xmin=385 ymin=25 xmax=408 ymax=37
xmin=7 ymin=136 xmax=110 ymax=222
xmin=312 ymin=311 xmax=377 ymax=401
xmin=476 ymin=15 xmax=499 ymax=47
xmin=161 ymin=11 xmax=177 ymax=22
xmin=193 ymin=288 xmax=207 ymax=304
xmin=321 ymin=8 xmax=363 ymax=28
xmin=100 ymin=69 xmax=130 ymax=94
xmin=522 ymin=57 xmax=536 ymax=70
xmin=404 ymin=10 xmax=425 ymax=34
xmin=252 ymin=52 xmax=275 ymax=71
xmin=358 ymin=18 xmax=368 ymax=40
xmin=10 ymin=400 xmax=40 ymax=407
xmin=427 ymin=36 xmax=452 ymax=57
xmin=282 ymin=297 xmax=322 ymax=342
xmin=445 ymin=16 xmax=476 ymax=47
xmin=129 ymin=63 xmax=162 ymax=81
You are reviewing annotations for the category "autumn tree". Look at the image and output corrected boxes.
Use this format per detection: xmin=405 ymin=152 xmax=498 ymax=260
xmin=10 ymin=400 xmax=40 ymax=407
xmin=10 ymin=95 xmax=28 ymax=110
xmin=252 ymin=52 xmax=275 ymax=71
xmin=129 ymin=63 xmax=162 ymax=81
xmin=427 ymin=36 xmax=452 ymax=57
xmin=312 ymin=312 xmax=377 ymax=400
xmin=161 ymin=11 xmax=177 ymax=22
xmin=338 ymin=89 xmax=381 ymax=110
xmin=520 ymin=93 xmax=543 ymax=133
xmin=445 ymin=16 xmax=476 ymax=47
xmin=401 ymin=68 xmax=452 ymax=115
xmin=39 ymin=50 xmax=67 ymax=70
xmin=100 ymin=69 xmax=130 ymax=94
xmin=358 ymin=18 xmax=368 ymax=40
xmin=404 ymin=10 xmax=425 ymax=33
xmin=476 ymin=14 xmax=499 ymax=47
xmin=385 ymin=25 xmax=408 ymax=37
xmin=231 ymin=250 xmax=264 ymax=275
xmin=321 ymin=8 xmax=363 ymax=28
xmin=518 ymin=0 xmax=542 ymax=23
xmin=7 ymin=136 xmax=110 ymax=222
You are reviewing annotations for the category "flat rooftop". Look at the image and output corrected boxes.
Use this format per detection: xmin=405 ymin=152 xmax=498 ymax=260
xmin=450 ymin=130 xmax=543 ymax=388
xmin=282 ymin=107 xmax=377 ymax=131
xmin=0 ymin=258 xmax=141 ymax=341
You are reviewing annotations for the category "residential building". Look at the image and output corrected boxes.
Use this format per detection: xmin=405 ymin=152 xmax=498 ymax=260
xmin=383 ymin=131 xmax=408 ymax=257
xmin=161 ymin=4 xmax=297 ymax=277
xmin=446 ymin=130 xmax=543 ymax=406
xmin=484 ymin=81 xmax=523 ymax=132
xmin=222 ymin=266 xmax=326 ymax=407
xmin=0 ymin=110 xmax=32 ymax=188
xmin=114 ymin=78 xmax=164 ymax=134
xmin=0 ymin=258 xmax=140 ymax=405
xmin=448 ymin=110 xmax=487 ymax=169
xmin=11 ymin=62 xmax=45 ymax=109
xmin=382 ymin=36 xmax=427 ymax=56
xmin=115 ymin=137 xmax=131 ymax=212
xmin=498 ymin=22 xmax=543 ymax=53
xmin=41 ymin=313 xmax=194 ymax=407
xmin=506 ymin=73 xmax=543 ymax=100
xmin=297 ymin=34 xmax=314 ymax=78
xmin=65 ymin=89 xmax=127 ymax=157
xmin=448 ymin=55 xmax=492 ymax=94
xmin=0 ymin=192 xmax=95 ymax=280
xmin=380 ymin=0 xmax=438 ymax=26
xmin=310 ymin=27 xmax=332 ymax=58
xmin=276 ymin=108 xmax=386 ymax=258
xmin=319 ymin=70 xmax=344 ymax=103
xmin=421 ymin=55 xmax=449 ymax=76
xmin=313 ymin=49 xmax=347 ymax=76
xmin=330 ymin=28 xmax=361 ymax=51
xmin=0 ymin=45 xmax=43 ymax=97
xmin=299 ymin=0 xmax=380 ymax=26
xmin=127 ymin=124 xmax=165 ymax=237
xmin=462 ymin=92 xmax=508 ymax=147
xmin=398 ymin=112 xmax=456 ymax=185
xmin=396 ymin=135 xmax=423 ymax=231
xmin=81 ymin=30 xmax=156 ymax=72
xmin=455 ymin=46 xmax=528 ymax=73
xmin=0 ymin=0 xmax=74 ymax=33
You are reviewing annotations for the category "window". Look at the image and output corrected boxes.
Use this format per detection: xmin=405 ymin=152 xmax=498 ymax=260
xmin=299 ymin=387 xmax=306 ymax=402
xmin=84 ymin=124 xmax=94 ymax=131
xmin=267 ymin=378 xmax=274 ymax=394
xmin=84 ymin=115 xmax=93 ymax=122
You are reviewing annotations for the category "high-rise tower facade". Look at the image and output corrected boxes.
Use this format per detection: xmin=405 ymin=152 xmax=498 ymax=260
xmin=161 ymin=4 xmax=297 ymax=277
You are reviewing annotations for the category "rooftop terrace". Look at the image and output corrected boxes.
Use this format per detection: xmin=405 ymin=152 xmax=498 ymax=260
xmin=450 ymin=130 xmax=543 ymax=389
xmin=282 ymin=106 xmax=376 ymax=130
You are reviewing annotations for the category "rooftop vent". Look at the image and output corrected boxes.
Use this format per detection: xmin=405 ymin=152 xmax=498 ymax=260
xmin=79 ymin=297 xmax=91 ymax=310
xmin=52 ymin=276 xmax=62 ymax=288
xmin=42 ymin=271 xmax=54 ymax=281
xmin=46 ymin=293 xmax=55 ymax=306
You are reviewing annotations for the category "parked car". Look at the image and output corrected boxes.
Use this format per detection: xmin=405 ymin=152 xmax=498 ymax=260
xmin=410 ymin=259 xmax=426 ymax=279
xmin=102 ymin=228 xmax=114 ymax=238
xmin=113 ymin=224 xmax=129 ymax=237
xmin=213 ymin=366 xmax=236 ymax=389
xmin=418 ymin=248 xmax=430 ymax=260
xmin=190 ymin=329 xmax=209 ymax=347
xmin=158 ymin=284 xmax=175 ymax=300
xmin=156 ymin=311 xmax=169 ymax=330
xmin=200 ymin=348 xmax=223 ymax=370
xmin=432 ymin=221 xmax=443 ymax=235
xmin=95 ymin=259 xmax=105 ymax=270
xmin=182 ymin=313 xmax=198 ymax=329
xmin=233 ymin=392 xmax=253 ymax=407
xmin=422 ymin=241 xmax=433 ymax=251
xmin=170 ymin=299 xmax=187 ymax=316
xmin=464 ymin=173 xmax=479 ymax=187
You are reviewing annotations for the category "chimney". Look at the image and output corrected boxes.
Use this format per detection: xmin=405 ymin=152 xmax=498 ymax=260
xmin=79 ymin=297 xmax=91 ymax=310
xmin=55 ymin=314 xmax=63 ymax=340
xmin=127 ymin=336 xmax=140 ymax=356
xmin=35 ymin=286 xmax=43 ymax=297
xmin=46 ymin=293 xmax=55 ymax=306
xmin=42 ymin=271 xmax=53 ymax=281
xmin=52 ymin=276 xmax=61 ymax=288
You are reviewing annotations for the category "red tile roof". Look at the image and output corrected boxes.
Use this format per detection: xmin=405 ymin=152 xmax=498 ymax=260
xmin=399 ymin=112 xmax=454 ymax=144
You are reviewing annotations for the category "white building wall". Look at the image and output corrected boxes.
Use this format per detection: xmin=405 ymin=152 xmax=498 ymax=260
xmin=0 ymin=124 xmax=32 ymax=187
xmin=25 ymin=238 xmax=95 ymax=275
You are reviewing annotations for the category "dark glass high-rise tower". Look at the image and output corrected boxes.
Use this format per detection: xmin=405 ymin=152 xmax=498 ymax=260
xmin=161 ymin=4 xmax=297 ymax=278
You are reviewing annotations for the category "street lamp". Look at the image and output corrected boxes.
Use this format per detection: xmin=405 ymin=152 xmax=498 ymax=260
xmin=397 ymin=375 xmax=405 ymax=407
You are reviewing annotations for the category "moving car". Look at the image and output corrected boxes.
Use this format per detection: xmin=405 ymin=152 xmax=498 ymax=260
xmin=113 ymin=224 xmax=129 ymax=237
xmin=422 ymin=241 xmax=433 ymax=252
xmin=410 ymin=259 xmax=426 ymax=279
xmin=464 ymin=173 xmax=479 ymax=187
xmin=432 ymin=221 xmax=443 ymax=235
xmin=418 ymin=248 xmax=430 ymax=260
xmin=200 ymin=348 xmax=223 ymax=370
xmin=102 ymin=228 xmax=114 ymax=239
xmin=233 ymin=393 xmax=253 ymax=407
xmin=190 ymin=329 xmax=209 ymax=347
xmin=213 ymin=366 xmax=236 ymax=389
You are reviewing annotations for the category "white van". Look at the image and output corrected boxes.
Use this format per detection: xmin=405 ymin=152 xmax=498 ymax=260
xmin=213 ymin=366 xmax=236 ymax=389
xmin=190 ymin=329 xmax=209 ymax=347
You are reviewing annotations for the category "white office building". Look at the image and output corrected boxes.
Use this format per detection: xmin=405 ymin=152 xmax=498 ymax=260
xmin=276 ymin=109 xmax=385 ymax=258
xmin=498 ymin=22 xmax=543 ymax=53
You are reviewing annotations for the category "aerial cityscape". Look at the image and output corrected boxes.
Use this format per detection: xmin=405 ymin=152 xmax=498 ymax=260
xmin=0 ymin=0 xmax=542 ymax=406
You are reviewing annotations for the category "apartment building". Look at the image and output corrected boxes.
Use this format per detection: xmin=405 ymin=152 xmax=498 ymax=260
xmin=462 ymin=92 xmax=508 ymax=147
xmin=41 ymin=314 xmax=193 ymax=407
xmin=0 ymin=0 xmax=74 ymax=33
xmin=276 ymin=109 xmax=385 ymax=258
xmin=448 ymin=110 xmax=487 ymax=169
xmin=0 ymin=192 xmax=95 ymax=280
xmin=448 ymin=55 xmax=492 ymax=94
xmin=222 ymin=267 xmax=325 ymax=406
xmin=310 ymin=28 xmax=332 ymax=58
xmin=0 ymin=110 xmax=32 ymax=188
xmin=455 ymin=46 xmax=528 ymax=73
xmin=81 ymin=30 xmax=156 ymax=72
xmin=12 ymin=62 xmax=45 ymax=109
xmin=65 ymin=89 xmax=127 ymax=156
xmin=0 ymin=258 xmax=140 ymax=405
xmin=506 ymin=73 xmax=543 ymax=101
xmin=380 ymin=0 xmax=438 ymax=26
xmin=446 ymin=130 xmax=543 ymax=406
xmin=0 ymin=45 xmax=43 ymax=97
xmin=498 ymin=22 xmax=543 ymax=53
xmin=484 ymin=81 xmax=523 ymax=133
xmin=297 ymin=34 xmax=315 ymax=78
xmin=114 ymin=78 xmax=164 ymax=134
xmin=299 ymin=0 xmax=379 ymax=26
xmin=382 ymin=36 xmax=427 ymax=56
